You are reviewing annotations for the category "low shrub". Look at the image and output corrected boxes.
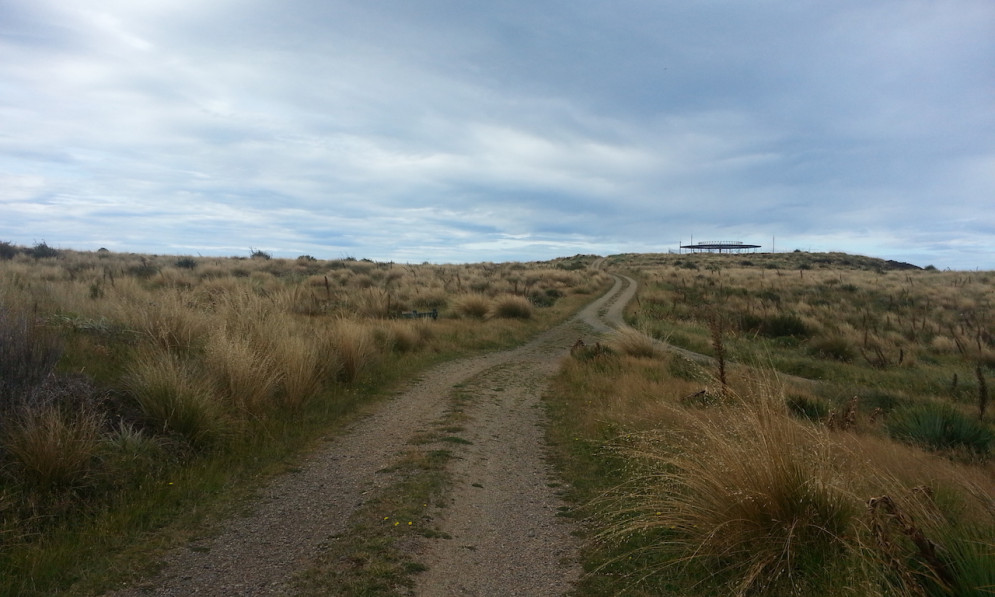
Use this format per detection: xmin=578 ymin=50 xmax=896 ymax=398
xmin=528 ymin=288 xmax=563 ymax=308
xmin=0 ymin=241 xmax=18 ymax=260
xmin=667 ymin=354 xmax=710 ymax=382
xmin=0 ymin=306 xmax=63 ymax=407
xmin=760 ymin=313 xmax=811 ymax=338
xmin=28 ymin=242 xmax=59 ymax=259
xmin=98 ymin=420 xmax=172 ymax=488
xmin=127 ymin=259 xmax=160 ymax=279
xmin=886 ymin=402 xmax=993 ymax=457
xmin=807 ymin=335 xmax=856 ymax=362
xmin=175 ymin=257 xmax=198 ymax=269
xmin=787 ymin=392 xmax=831 ymax=421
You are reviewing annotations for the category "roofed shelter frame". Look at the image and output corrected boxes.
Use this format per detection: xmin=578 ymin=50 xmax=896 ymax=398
xmin=680 ymin=241 xmax=762 ymax=254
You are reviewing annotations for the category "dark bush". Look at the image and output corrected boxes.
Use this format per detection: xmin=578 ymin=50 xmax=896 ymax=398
xmin=0 ymin=306 xmax=63 ymax=409
xmin=886 ymin=402 xmax=993 ymax=456
xmin=29 ymin=242 xmax=59 ymax=259
xmin=529 ymin=288 xmax=563 ymax=308
xmin=175 ymin=257 xmax=198 ymax=269
xmin=738 ymin=312 xmax=764 ymax=334
xmin=807 ymin=336 xmax=855 ymax=362
xmin=860 ymin=389 xmax=908 ymax=413
xmin=0 ymin=241 xmax=18 ymax=260
xmin=786 ymin=394 xmax=831 ymax=421
xmin=127 ymin=260 xmax=160 ymax=279
xmin=761 ymin=314 xmax=811 ymax=338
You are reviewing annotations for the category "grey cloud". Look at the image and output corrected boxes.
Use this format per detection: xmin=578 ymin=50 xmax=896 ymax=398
xmin=1 ymin=0 xmax=993 ymax=268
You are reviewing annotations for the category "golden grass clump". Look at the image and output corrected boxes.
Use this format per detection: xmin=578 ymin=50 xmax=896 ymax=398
xmin=2 ymin=403 xmax=103 ymax=490
xmin=116 ymin=290 xmax=211 ymax=353
xmin=331 ymin=319 xmax=378 ymax=383
xmin=203 ymin=326 xmax=281 ymax=413
xmin=451 ymin=293 xmax=492 ymax=319
xmin=490 ymin=295 xmax=533 ymax=319
xmin=609 ymin=328 xmax=659 ymax=359
xmin=123 ymin=348 xmax=227 ymax=448
xmin=268 ymin=329 xmax=333 ymax=409
xmin=374 ymin=320 xmax=428 ymax=354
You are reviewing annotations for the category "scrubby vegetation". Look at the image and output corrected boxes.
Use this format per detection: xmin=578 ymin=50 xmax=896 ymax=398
xmin=0 ymin=244 xmax=607 ymax=596
xmin=546 ymin=252 xmax=994 ymax=596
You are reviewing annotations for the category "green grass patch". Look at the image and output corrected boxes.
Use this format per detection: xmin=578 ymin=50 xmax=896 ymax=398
xmin=886 ymin=402 xmax=993 ymax=458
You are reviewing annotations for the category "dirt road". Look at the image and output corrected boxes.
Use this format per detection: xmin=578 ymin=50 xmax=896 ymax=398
xmin=105 ymin=275 xmax=636 ymax=596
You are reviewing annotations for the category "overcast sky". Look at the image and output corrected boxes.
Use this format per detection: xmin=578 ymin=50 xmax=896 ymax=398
xmin=2 ymin=1 xmax=993 ymax=268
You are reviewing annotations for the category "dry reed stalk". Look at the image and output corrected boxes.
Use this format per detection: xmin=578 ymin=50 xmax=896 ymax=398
xmin=977 ymin=364 xmax=989 ymax=421
xmin=867 ymin=494 xmax=953 ymax=594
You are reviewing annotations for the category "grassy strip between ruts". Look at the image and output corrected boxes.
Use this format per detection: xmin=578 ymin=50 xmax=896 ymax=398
xmin=289 ymin=385 xmax=479 ymax=596
xmin=290 ymin=447 xmax=454 ymax=596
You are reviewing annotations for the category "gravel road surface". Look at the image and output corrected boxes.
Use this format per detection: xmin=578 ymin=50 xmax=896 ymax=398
xmin=105 ymin=275 xmax=636 ymax=596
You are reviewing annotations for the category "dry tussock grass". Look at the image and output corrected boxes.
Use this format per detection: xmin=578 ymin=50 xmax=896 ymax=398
xmin=451 ymin=293 xmax=491 ymax=319
xmin=609 ymin=327 xmax=659 ymax=359
xmin=553 ymin=321 xmax=995 ymax=595
xmin=331 ymin=318 xmax=378 ymax=383
xmin=2 ymin=403 xmax=104 ymax=490
xmin=203 ymin=325 xmax=281 ymax=413
xmin=123 ymin=347 xmax=228 ymax=448
xmin=490 ymin=294 xmax=533 ymax=319
xmin=265 ymin=327 xmax=332 ymax=408
xmin=0 ymin=245 xmax=607 ymax=589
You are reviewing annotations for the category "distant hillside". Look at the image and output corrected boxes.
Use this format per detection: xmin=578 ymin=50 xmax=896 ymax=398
xmin=606 ymin=251 xmax=923 ymax=272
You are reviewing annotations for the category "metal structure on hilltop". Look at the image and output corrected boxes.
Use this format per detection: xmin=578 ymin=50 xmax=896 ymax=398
xmin=680 ymin=240 xmax=762 ymax=254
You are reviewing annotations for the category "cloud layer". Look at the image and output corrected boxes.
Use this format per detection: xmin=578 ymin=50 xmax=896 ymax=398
xmin=2 ymin=0 xmax=993 ymax=267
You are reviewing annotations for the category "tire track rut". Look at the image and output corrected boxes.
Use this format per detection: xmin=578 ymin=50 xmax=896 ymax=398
xmin=105 ymin=275 xmax=633 ymax=596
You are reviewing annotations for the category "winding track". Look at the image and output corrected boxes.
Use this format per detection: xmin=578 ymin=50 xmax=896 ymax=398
xmin=104 ymin=274 xmax=636 ymax=596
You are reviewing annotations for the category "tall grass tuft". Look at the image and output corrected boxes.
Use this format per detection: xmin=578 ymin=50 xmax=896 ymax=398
xmin=610 ymin=328 xmax=658 ymax=359
xmin=490 ymin=295 xmax=533 ymax=319
xmin=266 ymin=327 xmax=332 ymax=409
xmin=2 ymin=402 xmax=103 ymax=490
xmin=332 ymin=319 xmax=378 ymax=383
xmin=451 ymin=294 xmax=491 ymax=319
xmin=203 ymin=326 xmax=281 ymax=413
xmin=598 ymin=393 xmax=861 ymax=595
xmin=119 ymin=291 xmax=210 ymax=353
xmin=123 ymin=348 xmax=227 ymax=448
